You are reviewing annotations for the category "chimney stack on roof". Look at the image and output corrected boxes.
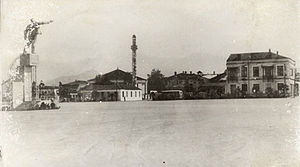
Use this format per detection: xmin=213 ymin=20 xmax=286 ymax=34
xmin=276 ymin=51 xmax=279 ymax=55
xmin=174 ymin=71 xmax=177 ymax=75
xmin=269 ymin=48 xmax=271 ymax=53
xmin=190 ymin=71 xmax=192 ymax=74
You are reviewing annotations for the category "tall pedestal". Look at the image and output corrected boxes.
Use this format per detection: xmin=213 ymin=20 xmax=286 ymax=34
xmin=20 ymin=53 xmax=39 ymax=102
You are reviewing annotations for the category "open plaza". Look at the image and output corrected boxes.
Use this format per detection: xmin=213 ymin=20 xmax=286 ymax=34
xmin=1 ymin=98 xmax=300 ymax=167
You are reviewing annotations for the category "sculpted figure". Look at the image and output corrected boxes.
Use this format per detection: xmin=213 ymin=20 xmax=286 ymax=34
xmin=24 ymin=18 xmax=53 ymax=54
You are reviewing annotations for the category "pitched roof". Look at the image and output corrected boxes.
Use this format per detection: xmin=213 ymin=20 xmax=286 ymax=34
xmin=104 ymin=69 xmax=146 ymax=80
xmin=227 ymin=52 xmax=294 ymax=62
xmin=209 ymin=71 xmax=227 ymax=83
xmin=88 ymin=69 xmax=146 ymax=83
xmin=80 ymin=84 xmax=141 ymax=91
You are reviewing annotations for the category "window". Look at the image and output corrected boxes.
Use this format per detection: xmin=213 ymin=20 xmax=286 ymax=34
xmin=241 ymin=66 xmax=247 ymax=77
xmin=253 ymin=67 xmax=259 ymax=77
xmin=227 ymin=67 xmax=238 ymax=82
xmin=135 ymin=91 xmax=137 ymax=97
xmin=139 ymin=91 xmax=141 ymax=97
xmin=241 ymin=84 xmax=247 ymax=92
xmin=277 ymin=66 xmax=284 ymax=76
xmin=130 ymin=91 xmax=133 ymax=97
xmin=252 ymin=84 xmax=260 ymax=93
xmin=290 ymin=69 xmax=293 ymax=76
xmin=122 ymin=91 xmax=124 ymax=97
xmin=126 ymin=91 xmax=128 ymax=97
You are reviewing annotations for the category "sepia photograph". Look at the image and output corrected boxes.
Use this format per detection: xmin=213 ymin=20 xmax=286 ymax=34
xmin=0 ymin=0 xmax=299 ymax=166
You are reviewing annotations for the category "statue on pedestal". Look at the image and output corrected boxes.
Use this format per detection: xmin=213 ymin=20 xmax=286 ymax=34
xmin=23 ymin=18 xmax=53 ymax=54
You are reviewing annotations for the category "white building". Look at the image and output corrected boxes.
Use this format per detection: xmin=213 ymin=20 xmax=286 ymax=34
xmin=87 ymin=69 xmax=148 ymax=100
xmin=79 ymin=84 xmax=142 ymax=101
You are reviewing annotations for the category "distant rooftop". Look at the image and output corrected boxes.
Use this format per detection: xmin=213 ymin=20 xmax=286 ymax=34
xmin=227 ymin=51 xmax=295 ymax=62
xmin=40 ymin=85 xmax=59 ymax=89
xmin=88 ymin=69 xmax=146 ymax=82
xmin=164 ymin=71 xmax=209 ymax=81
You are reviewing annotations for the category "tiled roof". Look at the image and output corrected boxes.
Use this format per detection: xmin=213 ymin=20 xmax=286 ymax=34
xmin=63 ymin=84 xmax=80 ymax=93
xmin=209 ymin=72 xmax=227 ymax=83
xmin=227 ymin=52 xmax=294 ymax=62
xmin=88 ymin=69 xmax=146 ymax=83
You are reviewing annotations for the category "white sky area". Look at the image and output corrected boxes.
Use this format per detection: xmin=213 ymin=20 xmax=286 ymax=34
xmin=0 ymin=0 xmax=299 ymax=82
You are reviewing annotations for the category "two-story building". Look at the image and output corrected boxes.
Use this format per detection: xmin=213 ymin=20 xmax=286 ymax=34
xmin=163 ymin=71 xmax=209 ymax=97
xmin=225 ymin=50 xmax=297 ymax=97
xmin=39 ymin=85 xmax=59 ymax=101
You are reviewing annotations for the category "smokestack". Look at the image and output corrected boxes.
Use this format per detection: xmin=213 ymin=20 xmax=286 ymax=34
xmin=131 ymin=34 xmax=138 ymax=86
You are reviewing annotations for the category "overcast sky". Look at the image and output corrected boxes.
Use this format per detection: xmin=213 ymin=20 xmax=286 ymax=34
xmin=0 ymin=0 xmax=299 ymax=82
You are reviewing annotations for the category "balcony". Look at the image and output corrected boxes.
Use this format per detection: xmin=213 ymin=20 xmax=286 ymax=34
xmin=262 ymin=66 xmax=274 ymax=82
xmin=263 ymin=75 xmax=273 ymax=82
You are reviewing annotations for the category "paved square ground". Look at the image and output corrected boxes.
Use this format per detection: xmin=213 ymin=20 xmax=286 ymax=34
xmin=1 ymin=98 xmax=300 ymax=167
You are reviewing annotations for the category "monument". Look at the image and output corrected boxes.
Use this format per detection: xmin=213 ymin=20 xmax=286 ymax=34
xmin=21 ymin=19 xmax=53 ymax=102
xmin=1 ymin=19 xmax=53 ymax=110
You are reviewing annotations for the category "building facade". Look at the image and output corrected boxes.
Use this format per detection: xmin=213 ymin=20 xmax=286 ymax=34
xmin=88 ymin=69 xmax=148 ymax=99
xmin=164 ymin=71 xmax=208 ymax=91
xmin=200 ymin=71 xmax=227 ymax=98
xmin=59 ymin=80 xmax=88 ymax=102
xmin=225 ymin=50 xmax=298 ymax=97
xmin=79 ymin=84 xmax=142 ymax=101
xmin=39 ymin=85 xmax=59 ymax=101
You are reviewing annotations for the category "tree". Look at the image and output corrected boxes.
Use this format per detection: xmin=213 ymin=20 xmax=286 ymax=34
xmin=147 ymin=69 xmax=165 ymax=93
xmin=58 ymin=81 xmax=69 ymax=101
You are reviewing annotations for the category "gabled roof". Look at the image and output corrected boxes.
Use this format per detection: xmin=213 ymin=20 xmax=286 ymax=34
xmin=80 ymin=84 xmax=141 ymax=91
xmin=88 ymin=69 xmax=146 ymax=83
xmin=227 ymin=52 xmax=294 ymax=62
xmin=103 ymin=69 xmax=146 ymax=80
xmin=209 ymin=71 xmax=227 ymax=83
